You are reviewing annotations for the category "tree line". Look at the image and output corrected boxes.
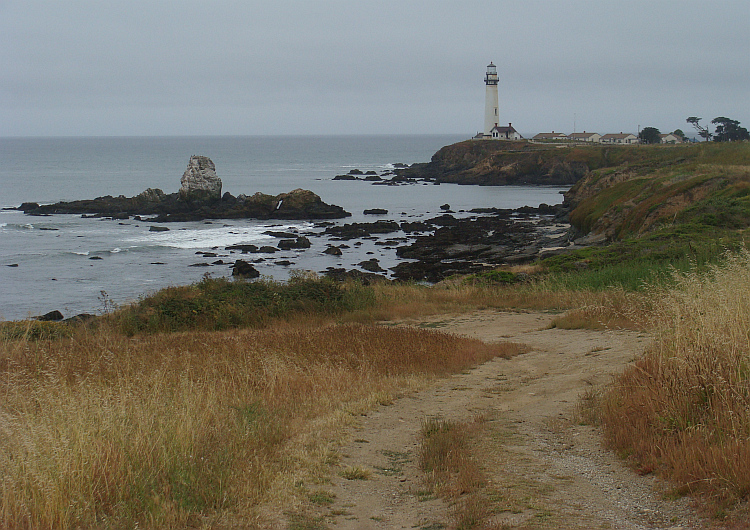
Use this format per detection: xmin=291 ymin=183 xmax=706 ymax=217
xmin=637 ymin=117 xmax=749 ymax=144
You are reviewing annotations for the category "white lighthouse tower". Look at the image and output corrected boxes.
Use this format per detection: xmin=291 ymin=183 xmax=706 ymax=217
xmin=483 ymin=62 xmax=499 ymax=137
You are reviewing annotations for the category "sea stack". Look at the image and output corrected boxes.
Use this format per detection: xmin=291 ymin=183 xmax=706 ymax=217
xmin=179 ymin=155 xmax=222 ymax=202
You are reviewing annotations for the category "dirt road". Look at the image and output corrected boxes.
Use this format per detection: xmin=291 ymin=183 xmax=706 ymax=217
xmin=314 ymin=310 xmax=707 ymax=529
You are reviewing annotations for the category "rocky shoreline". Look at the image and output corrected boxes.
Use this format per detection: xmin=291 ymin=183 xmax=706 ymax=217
xmin=16 ymin=155 xmax=351 ymax=222
xmin=316 ymin=203 xmax=578 ymax=283
xmin=12 ymin=151 xmax=593 ymax=321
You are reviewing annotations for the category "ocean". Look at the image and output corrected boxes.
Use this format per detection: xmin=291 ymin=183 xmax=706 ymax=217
xmin=0 ymin=135 xmax=568 ymax=321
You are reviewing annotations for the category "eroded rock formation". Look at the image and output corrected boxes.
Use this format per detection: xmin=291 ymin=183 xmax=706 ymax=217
xmin=179 ymin=156 xmax=222 ymax=202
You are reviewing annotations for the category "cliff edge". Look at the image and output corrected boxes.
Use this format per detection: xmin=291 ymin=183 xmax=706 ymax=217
xmin=397 ymin=140 xmax=591 ymax=185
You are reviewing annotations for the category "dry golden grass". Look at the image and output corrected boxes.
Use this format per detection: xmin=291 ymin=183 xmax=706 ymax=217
xmin=419 ymin=416 xmax=492 ymax=529
xmin=341 ymin=280 xmax=641 ymax=327
xmin=599 ymin=251 xmax=750 ymax=516
xmin=0 ymin=320 xmax=520 ymax=529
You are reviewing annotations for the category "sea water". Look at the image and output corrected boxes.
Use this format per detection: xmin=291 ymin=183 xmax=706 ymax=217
xmin=0 ymin=135 xmax=567 ymax=320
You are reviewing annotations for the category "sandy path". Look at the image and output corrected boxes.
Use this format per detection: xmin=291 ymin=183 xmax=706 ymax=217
xmin=316 ymin=310 xmax=707 ymax=529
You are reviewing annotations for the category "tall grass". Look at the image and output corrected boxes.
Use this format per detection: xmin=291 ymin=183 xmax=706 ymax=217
xmin=108 ymin=273 xmax=375 ymax=334
xmin=0 ymin=320 xmax=520 ymax=528
xmin=599 ymin=250 xmax=750 ymax=512
xmin=419 ymin=417 xmax=493 ymax=529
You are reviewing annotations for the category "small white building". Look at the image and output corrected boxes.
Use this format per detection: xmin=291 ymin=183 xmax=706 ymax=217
xmin=568 ymin=131 xmax=601 ymax=143
xmin=601 ymin=132 xmax=638 ymax=145
xmin=532 ymin=132 xmax=568 ymax=141
xmin=660 ymin=133 xmax=683 ymax=144
xmin=490 ymin=123 xmax=522 ymax=141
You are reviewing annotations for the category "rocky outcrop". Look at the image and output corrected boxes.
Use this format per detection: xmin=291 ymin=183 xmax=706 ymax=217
xmin=389 ymin=208 xmax=574 ymax=282
xmin=18 ymin=157 xmax=350 ymax=222
xmin=179 ymin=156 xmax=222 ymax=202
xmin=396 ymin=140 xmax=591 ymax=186
xmin=231 ymin=260 xmax=260 ymax=278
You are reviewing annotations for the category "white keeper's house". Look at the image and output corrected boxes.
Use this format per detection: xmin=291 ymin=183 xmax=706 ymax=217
xmin=532 ymin=132 xmax=568 ymax=141
xmin=601 ymin=132 xmax=638 ymax=144
xmin=660 ymin=133 xmax=683 ymax=144
xmin=568 ymin=132 xmax=602 ymax=143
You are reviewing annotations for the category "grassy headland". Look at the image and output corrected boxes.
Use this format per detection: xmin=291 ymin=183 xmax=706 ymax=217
xmin=2 ymin=141 xmax=750 ymax=527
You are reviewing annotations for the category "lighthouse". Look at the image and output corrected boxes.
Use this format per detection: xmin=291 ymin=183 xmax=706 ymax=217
xmin=484 ymin=62 xmax=499 ymax=137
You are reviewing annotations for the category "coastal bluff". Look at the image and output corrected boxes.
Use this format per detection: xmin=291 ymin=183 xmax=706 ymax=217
xmin=19 ymin=155 xmax=351 ymax=222
xmin=394 ymin=140 xmax=591 ymax=185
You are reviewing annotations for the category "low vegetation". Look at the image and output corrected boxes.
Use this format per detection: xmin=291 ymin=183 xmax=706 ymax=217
xmin=419 ymin=417 xmax=493 ymax=529
xmin=2 ymin=141 xmax=750 ymax=526
xmin=598 ymin=251 xmax=750 ymax=520
xmin=0 ymin=293 xmax=521 ymax=528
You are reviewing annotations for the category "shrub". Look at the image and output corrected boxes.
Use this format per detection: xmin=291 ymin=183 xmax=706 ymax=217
xmin=599 ymin=250 xmax=750 ymax=509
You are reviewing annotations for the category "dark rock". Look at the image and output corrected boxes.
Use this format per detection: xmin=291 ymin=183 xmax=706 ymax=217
xmin=364 ymin=175 xmax=382 ymax=181
xmin=391 ymin=214 xmax=542 ymax=282
xmin=264 ymin=231 xmax=298 ymax=238
xmin=391 ymin=260 xmax=490 ymax=283
xmin=258 ymin=246 xmax=279 ymax=253
xmin=6 ymin=263 xmax=19 ymax=267
xmin=363 ymin=208 xmax=388 ymax=215
xmin=278 ymin=237 xmax=311 ymax=250
xmin=440 ymin=204 xmax=451 ymax=211
xmin=63 ymin=313 xmax=96 ymax=324
xmin=323 ymin=268 xmax=390 ymax=284
xmin=323 ymin=246 xmax=343 ymax=256
xmin=333 ymin=174 xmax=359 ymax=181
xmin=348 ymin=169 xmax=364 ymax=175
xmin=275 ymin=260 xmax=293 ymax=266
xmin=189 ymin=262 xmax=211 ymax=267
xmin=231 ymin=259 xmax=260 ymax=278
xmin=324 ymin=220 xmax=400 ymax=240
xmin=400 ymin=221 xmax=430 ymax=233
xmin=149 ymin=226 xmax=170 ymax=232
xmin=226 ymin=244 xmax=258 ymax=253
xmin=21 ymin=184 xmax=350 ymax=223
xmin=358 ymin=259 xmax=385 ymax=272
xmin=35 ymin=310 xmax=64 ymax=322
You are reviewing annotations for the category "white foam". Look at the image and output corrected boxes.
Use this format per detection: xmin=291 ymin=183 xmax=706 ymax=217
xmin=73 ymin=251 xmax=90 ymax=256
xmin=125 ymin=222 xmax=313 ymax=250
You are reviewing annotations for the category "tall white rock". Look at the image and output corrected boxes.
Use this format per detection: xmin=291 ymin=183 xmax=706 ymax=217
xmin=179 ymin=156 xmax=222 ymax=201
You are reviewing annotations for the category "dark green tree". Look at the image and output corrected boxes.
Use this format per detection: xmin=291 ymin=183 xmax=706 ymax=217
xmin=672 ymin=129 xmax=685 ymax=140
xmin=712 ymin=117 xmax=750 ymax=142
xmin=687 ymin=117 xmax=712 ymax=141
xmin=638 ymin=126 xmax=661 ymax=144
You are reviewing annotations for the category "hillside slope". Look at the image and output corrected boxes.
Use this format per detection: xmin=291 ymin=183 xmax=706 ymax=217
xmin=397 ymin=140 xmax=741 ymax=187
xmin=563 ymin=142 xmax=750 ymax=240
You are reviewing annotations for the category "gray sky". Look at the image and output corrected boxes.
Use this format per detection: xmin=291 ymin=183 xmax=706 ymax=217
xmin=1 ymin=0 xmax=748 ymax=137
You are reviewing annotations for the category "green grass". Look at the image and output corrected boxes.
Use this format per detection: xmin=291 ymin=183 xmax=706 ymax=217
xmin=539 ymin=223 xmax=747 ymax=292
xmin=107 ymin=273 xmax=376 ymax=334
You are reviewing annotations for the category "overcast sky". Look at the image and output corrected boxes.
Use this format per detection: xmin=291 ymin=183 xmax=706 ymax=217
xmin=1 ymin=0 xmax=748 ymax=137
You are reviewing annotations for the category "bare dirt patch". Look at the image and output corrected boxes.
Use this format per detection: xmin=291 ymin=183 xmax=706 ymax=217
xmin=311 ymin=310 xmax=709 ymax=529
